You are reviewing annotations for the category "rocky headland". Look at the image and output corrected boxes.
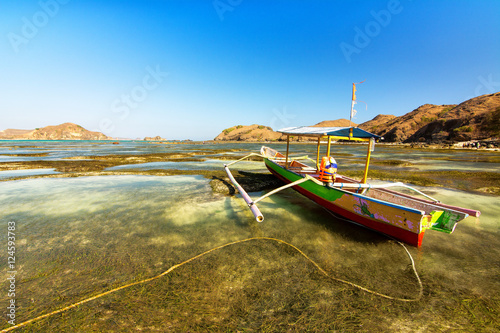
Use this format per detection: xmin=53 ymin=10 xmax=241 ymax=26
xmin=144 ymin=136 xmax=167 ymax=141
xmin=0 ymin=123 xmax=110 ymax=140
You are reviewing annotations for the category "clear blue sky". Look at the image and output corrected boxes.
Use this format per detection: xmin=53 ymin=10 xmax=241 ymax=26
xmin=1 ymin=0 xmax=499 ymax=140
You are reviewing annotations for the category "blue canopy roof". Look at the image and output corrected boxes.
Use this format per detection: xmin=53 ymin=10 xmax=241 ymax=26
xmin=278 ymin=126 xmax=382 ymax=140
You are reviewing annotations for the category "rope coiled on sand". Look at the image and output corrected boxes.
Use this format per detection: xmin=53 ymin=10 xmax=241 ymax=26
xmin=1 ymin=236 xmax=422 ymax=332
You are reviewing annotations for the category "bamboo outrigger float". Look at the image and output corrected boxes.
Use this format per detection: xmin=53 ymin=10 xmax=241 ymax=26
xmin=223 ymin=85 xmax=481 ymax=247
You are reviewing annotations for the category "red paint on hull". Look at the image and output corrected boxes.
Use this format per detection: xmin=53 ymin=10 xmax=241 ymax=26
xmin=266 ymin=165 xmax=425 ymax=247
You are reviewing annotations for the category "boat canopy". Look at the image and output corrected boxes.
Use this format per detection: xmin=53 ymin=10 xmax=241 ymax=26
xmin=278 ymin=126 xmax=382 ymax=141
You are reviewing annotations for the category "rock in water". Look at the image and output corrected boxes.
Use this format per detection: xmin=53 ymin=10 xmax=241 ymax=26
xmin=210 ymin=172 xmax=283 ymax=195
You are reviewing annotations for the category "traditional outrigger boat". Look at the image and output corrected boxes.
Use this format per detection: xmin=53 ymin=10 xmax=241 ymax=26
xmin=223 ymin=86 xmax=480 ymax=247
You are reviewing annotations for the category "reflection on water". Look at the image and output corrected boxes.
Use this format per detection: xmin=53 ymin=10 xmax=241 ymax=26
xmin=1 ymin=173 xmax=499 ymax=331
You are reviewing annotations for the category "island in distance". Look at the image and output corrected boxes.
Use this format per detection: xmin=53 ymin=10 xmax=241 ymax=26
xmin=0 ymin=123 xmax=110 ymax=140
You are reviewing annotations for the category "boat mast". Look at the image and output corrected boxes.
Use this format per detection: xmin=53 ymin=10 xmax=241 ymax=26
xmin=350 ymin=80 xmax=372 ymax=184
xmin=350 ymin=83 xmax=356 ymax=127
xmin=350 ymin=80 xmax=365 ymax=128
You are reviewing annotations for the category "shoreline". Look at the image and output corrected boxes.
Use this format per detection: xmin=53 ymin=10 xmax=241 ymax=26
xmin=0 ymin=150 xmax=498 ymax=196
xmin=1 ymin=138 xmax=499 ymax=150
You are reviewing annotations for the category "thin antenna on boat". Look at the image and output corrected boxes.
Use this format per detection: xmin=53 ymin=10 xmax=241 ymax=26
xmin=350 ymin=80 xmax=365 ymax=127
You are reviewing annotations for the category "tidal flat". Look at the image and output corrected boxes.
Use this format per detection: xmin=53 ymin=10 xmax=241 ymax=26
xmin=0 ymin=140 xmax=499 ymax=332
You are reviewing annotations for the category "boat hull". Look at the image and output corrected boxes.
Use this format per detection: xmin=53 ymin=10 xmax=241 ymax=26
xmin=264 ymin=158 xmax=427 ymax=247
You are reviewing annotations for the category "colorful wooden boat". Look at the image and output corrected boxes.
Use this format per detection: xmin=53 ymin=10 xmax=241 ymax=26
xmin=224 ymin=126 xmax=481 ymax=247
xmin=223 ymin=84 xmax=480 ymax=247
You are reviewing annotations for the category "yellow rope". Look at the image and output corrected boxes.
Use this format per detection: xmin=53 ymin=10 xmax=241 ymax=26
xmin=1 ymin=237 xmax=422 ymax=332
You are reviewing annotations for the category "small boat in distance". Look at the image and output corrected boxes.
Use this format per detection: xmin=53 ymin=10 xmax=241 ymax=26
xmin=223 ymin=84 xmax=480 ymax=247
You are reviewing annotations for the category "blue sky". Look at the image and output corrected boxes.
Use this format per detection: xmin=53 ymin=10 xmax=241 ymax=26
xmin=1 ymin=0 xmax=499 ymax=140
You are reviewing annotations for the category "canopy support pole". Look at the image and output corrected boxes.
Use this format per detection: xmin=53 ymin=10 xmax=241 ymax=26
xmin=362 ymin=138 xmax=374 ymax=184
xmin=316 ymin=137 xmax=321 ymax=170
xmin=326 ymin=136 xmax=332 ymax=157
xmin=285 ymin=135 xmax=290 ymax=169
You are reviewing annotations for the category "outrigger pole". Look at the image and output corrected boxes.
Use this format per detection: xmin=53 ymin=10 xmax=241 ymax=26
xmin=224 ymin=160 xmax=313 ymax=222
xmin=224 ymin=163 xmax=264 ymax=222
xmin=223 ymin=153 xmax=314 ymax=222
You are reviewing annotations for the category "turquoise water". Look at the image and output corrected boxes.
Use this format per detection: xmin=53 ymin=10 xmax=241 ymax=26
xmin=105 ymin=159 xmax=267 ymax=172
xmin=0 ymin=168 xmax=60 ymax=180
xmin=0 ymin=141 xmax=499 ymax=331
xmin=2 ymin=140 xmax=498 ymax=172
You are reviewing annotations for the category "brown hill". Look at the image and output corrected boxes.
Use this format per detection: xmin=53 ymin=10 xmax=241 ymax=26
xmin=404 ymin=92 xmax=500 ymax=142
xmin=0 ymin=123 xmax=110 ymax=140
xmin=0 ymin=128 xmax=33 ymax=137
xmin=215 ymin=93 xmax=500 ymax=143
xmin=312 ymin=119 xmax=357 ymax=127
xmin=357 ymin=114 xmax=396 ymax=133
xmin=359 ymin=92 xmax=500 ymax=142
xmin=358 ymin=104 xmax=457 ymax=142
xmin=214 ymin=124 xmax=285 ymax=141
xmin=214 ymin=120 xmax=360 ymax=142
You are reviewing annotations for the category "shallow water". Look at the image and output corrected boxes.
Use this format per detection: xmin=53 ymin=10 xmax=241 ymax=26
xmin=0 ymin=141 xmax=499 ymax=331
xmin=106 ymin=159 xmax=267 ymax=172
xmin=2 ymin=140 xmax=498 ymax=171
xmin=0 ymin=169 xmax=60 ymax=180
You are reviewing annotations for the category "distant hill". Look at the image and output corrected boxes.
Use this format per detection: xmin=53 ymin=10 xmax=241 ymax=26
xmin=214 ymin=120 xmax=361 ymax=142
xmin=144 ymin=135 xmax=167 ymax=141
xmin=214 ymin=124 xmax=285 ymax=142
xmin=0 ymin=123 xmax=110 ymax=140
xmin=312 ymin=119 xmax=357 ymax=127
xmin=357 ymin=114 xmax=396 ymax=133
xmin=213 ymin=93 xmax=500 ymax=143
xmin=358 ymin=105 xmax=457 ymax=142
xmin=358 ymin=92 xmax=500 ymax=142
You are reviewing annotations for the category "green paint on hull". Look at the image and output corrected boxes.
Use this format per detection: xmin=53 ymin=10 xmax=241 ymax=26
xmin=264 ymin=159 xmax=345 ymax=202
xmin=428 ymin=210 xmax=462 ymax=233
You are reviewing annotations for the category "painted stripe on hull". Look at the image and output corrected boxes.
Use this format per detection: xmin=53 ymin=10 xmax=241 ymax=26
xmin=265 ymin=161 xmax=425 ymax=247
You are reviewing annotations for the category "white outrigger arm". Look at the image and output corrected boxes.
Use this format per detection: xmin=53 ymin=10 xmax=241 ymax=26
xmin=223 ymin=153 xmax=312 ymax=222
xmin=223 ymin=163 xmax=264 ymax=222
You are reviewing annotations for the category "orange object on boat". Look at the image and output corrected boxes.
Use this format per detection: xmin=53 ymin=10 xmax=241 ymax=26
xmin=318 ymin=156 xmax=337 ymax=183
